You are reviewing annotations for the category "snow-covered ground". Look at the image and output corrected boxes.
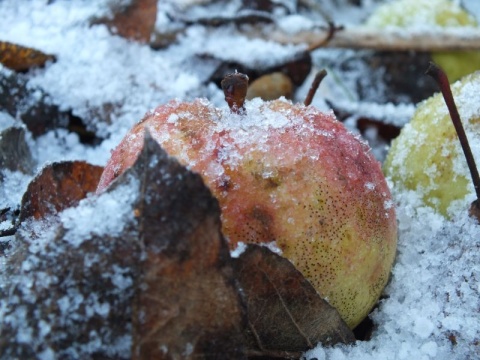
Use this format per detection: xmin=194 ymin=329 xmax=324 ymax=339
xmin=1 ymin=0 xmax=479 ymax=359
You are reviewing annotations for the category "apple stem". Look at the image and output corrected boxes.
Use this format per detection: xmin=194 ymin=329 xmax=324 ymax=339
xmin=426 ymin=61 xmax=480 ymax=218
xmin=304 ymin=69 xmax=327 ymax=106
xmin=221 ymin=72 xmax=249 ymax=114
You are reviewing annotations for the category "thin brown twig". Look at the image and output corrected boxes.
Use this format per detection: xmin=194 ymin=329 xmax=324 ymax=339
xmin=426 ymin=62 xmax=480 ymax=218
xmin=304 ymin=69 xmax=328 ymax=106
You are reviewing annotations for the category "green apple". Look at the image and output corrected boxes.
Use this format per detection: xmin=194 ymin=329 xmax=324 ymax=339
xmin=365 ymin=0 xmax=480 ymax=82
xmin=384 ymin=71 xmax=480 ymax=217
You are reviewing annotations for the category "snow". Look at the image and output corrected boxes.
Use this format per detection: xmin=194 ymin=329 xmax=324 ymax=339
xmin=60 ymin=177 xmax=139 ymax=247
xmin=306 ymin=199 xmax=480 ymax=360
xmin=1 ymin=0 xmax=480 ymax=359
xmin=0 ymin=170 xmax=31 ymax=213
xmin=0 ymin=112 xmax=16 ymax=131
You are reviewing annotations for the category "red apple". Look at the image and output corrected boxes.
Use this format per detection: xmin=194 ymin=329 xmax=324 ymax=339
xmin=97 ymin=74 xmax=397 ymax=329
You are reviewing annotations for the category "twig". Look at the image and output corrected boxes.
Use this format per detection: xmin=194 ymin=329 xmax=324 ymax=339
xmin=245 ymin=26 xmax=480 ymax=52
xmin=426 ymin=62 xmax=480 ymax=220
xmin=304 ymin=69 xmax=327 ymax=106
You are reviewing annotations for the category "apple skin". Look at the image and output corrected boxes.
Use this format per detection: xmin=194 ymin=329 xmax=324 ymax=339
xmin=97 ymin=97 xmax=397 ymax=329
xmin=384 ymin=71 xmax=480 ymax=218
xmin=365 ymin=0 xmax=480 ymax=82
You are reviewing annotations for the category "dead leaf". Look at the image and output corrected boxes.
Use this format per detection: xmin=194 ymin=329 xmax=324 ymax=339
xmin=127 ymin=131 xmax=247 ymax=359
xmin=0 ymin=69 xmax=68 ymax=137
xmin=0 ymin=195 xmax=141 ymax=359
xmin=233 ymin=245 xmax=355 ymax=357
xmin=0 ymin=70 xmax=98 ymax=142
xmin=0 ymin=41 xmax=56 ymax=72
xmin=0 ymin=157 xmax=144 ymax=358
xmin=19 ymin=161 xmax=104 ymax=221
xmin=93 ymin=0 xmax=157 ymax=43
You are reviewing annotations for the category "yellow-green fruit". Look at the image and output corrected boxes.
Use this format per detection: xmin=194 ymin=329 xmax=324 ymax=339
xmin=365 ymin=0 xmax=480 ymax=82
xmin=384 ymin=71 xmax=480 ymax=217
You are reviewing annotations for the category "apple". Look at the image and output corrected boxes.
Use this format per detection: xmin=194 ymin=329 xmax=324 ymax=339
xmin=97 ymin=73 xmax=397 ymax=329
xmin=384 ymin=69 xmax=480 ymax=218
xmin=365 ymin=0 xmax=480 ymax=82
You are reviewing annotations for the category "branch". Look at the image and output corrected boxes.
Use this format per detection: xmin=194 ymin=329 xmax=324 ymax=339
xmin=244 ymin=26 xmax=480 ymax=52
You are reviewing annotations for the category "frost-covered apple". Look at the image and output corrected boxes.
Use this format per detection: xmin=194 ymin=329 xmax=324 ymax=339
xmin=97 ymin=73 xmax=397 ymax=329
xmin=384 ymin=70 xmax=480 ymax=218
xmin=365 ymin=0 xmax=480 ymax=82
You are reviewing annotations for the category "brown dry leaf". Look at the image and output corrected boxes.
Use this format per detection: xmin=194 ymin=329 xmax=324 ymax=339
xmin=233 ymin=245 xmax=355 ymax=358
xmin=0 ymin=41 xmax=55 ymax=72
xmin=129 ymin=132 xmax=247 ymax=359
xmin=94 ymin=0 xmax=157 ymax=43
xmin=0 ymin=71 xmax=68 ymax=137
xmin=0 ymin=71 xmax=99 ymax=143
xmin=19 ymin=161 xmax=104 ymax=221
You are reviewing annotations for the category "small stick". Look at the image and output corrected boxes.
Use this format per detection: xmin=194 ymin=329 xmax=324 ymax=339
xmin=425 ymin=61 xmax=480 ymax=218
xmin=221 ymin=72 xmax=249 ymax=114
xmin=244 ymin=27 xmax=480 ymax=52
xmin=304 ymin=69 xmax=327 ymax=106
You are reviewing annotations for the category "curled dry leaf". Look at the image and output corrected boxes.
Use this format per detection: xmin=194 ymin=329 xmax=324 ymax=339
xmin=93 ymin=0 xmax=157 ymax=43
xmin=233 ymin=245 xmax=355 ymax=357
xmin=129 ymin=132 xmax=246 ymax=359
xmin=19 ymin=161 xmax=104 ymax=222
xmin=0 ymin=41 xmax=56 ymax=72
